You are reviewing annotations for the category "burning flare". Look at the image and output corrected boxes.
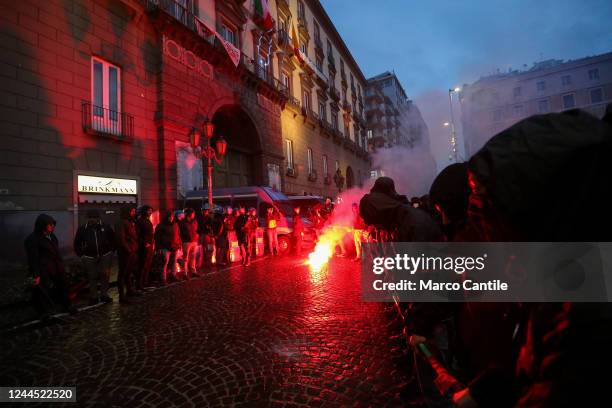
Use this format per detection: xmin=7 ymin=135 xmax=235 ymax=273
xmin=306 ymin=226 xmax=351 ymax=271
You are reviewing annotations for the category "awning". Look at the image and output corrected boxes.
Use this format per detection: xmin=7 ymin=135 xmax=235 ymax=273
xmin=78 ymin=194 xmax=136 ymax=204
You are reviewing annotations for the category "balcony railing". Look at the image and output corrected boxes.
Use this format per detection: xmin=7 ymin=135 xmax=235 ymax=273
xmin=308 ymin=169 xmax=318 ymax=182
xmin=82 ymin=102 xmax=134 ymax=140
xmin=146 ymin=0 xmax=215 ymax=46
xmin=240 ymin=54 xmax=288 ymax=95
xmin=329 ymin=87 xmax=340 ymax=101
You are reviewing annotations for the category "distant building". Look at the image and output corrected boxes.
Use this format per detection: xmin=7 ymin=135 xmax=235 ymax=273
xmin=365 ymin=71 xmax=431 ymax=150
xmin=460 ymin=52 xmax=612 ymax=156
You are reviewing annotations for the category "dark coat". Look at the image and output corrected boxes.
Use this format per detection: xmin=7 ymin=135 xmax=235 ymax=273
xmin=74 ymin=221 xmax=115 ymax=258
xmin=467 ymin=109 xmax=612 ymax=407
xmin=24 ymin=214 xmax=65 ymax=279
xmin=234 ymin=214 xmax=248 ymax=240
xmin=155 ymin=220 xmax=181 ymax=251
xmin=136 ymin=216 xmax=154 ymax=247
xmin=360 ymin=183 xmax=442 ymax=242
xmin=117 ymin=209 xmax=138 ymax=253
xmin=179 ymin=218 xmax=199 ymax=243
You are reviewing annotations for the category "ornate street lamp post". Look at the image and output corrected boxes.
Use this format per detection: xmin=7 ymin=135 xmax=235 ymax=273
xmin=447 ymin=87 xmax=461 ymax=162
xmin=190 ymin=118 xmax=228 ymax=210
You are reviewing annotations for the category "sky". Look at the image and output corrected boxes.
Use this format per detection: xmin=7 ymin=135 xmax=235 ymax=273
xmin=320 ymin=0 xmax=612 ymax=170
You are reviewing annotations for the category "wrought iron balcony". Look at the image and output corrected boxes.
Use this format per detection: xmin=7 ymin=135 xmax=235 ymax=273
xmin=82 ymin=102 xmax=134 ymax=140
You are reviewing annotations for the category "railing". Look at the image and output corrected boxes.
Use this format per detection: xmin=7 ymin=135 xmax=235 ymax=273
xmin=145 ymin=0 xmax=215 ymax=46
xmin=240 ymin=54 xmax=288 ymax=95
xmin=82 ymin=102 xmax=134 ymax=139
xmin=328 ymin=54 xmax=336 ymax=70
xmin=329 ymin=87 xmax=340 ymax=101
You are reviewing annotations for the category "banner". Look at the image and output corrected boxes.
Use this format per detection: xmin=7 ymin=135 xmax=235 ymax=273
xmin=194 ymin=16 xmax=241 ymax=68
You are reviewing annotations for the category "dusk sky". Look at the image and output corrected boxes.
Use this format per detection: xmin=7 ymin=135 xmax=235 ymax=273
xmin=320 ymin=0 xmax=612 ymax=170
xmin=321 ymin=0 xmax=612 ymax=97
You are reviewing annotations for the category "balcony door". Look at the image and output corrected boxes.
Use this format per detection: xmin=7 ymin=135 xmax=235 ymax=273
xmin=91 ymin=57 xmax=121 ymax=135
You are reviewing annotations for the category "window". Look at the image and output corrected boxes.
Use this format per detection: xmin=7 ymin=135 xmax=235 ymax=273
xmin=367 ymin=129 xmax=373 ymax=139
xmin=297 ymin=0 xmax=305 ymax=20
xmin=513 ymin=104 xmax=523 ymax=117
xmin=561 ymin=75 xmax=572 ymax=86
xmin=315 ymin=55 xmax=323 ymax=71
xmin=313 ymin=22 xmax=320 ymax=42
xmin=302 ymin=89 xmax=311 ymax=111
xmin=300 ymin=41 xmax=307 ymax=56
xmin=590 ymin=88 xmax=603 ymax=104
xmin=513 ymin=86 xmax=521 ymax=98
xmin=335 ymin=160 xmax=339 ymax=171
xmin=322 ymin=154 xmax=328 ymax=175
xmin=285 ymin=139 xmax=294 ymax=169
xmin=344 ymin=122 xmax=350 ymax=139
xmin=91 ymin=57 xmax=121 ymax=134
xmin=281 ymin=72 xmax=291 ymax=96
xmin=562 ymin=93 xmax=575 ymax=109
xmin=307 ymin=148 xmax=313 ymax=174
xmin=538 ymin=99 xmax=549 ymax=113
xmin=588 ymin=68 xmax=599 ymax=80
xmin=220 ymin=23 xmax=237 ymax=46
xmin=536 ymin=81 xmax=546 ymax=92
xmin=319 ymin=101 xmax=326 ymax=120
xmin=331 ymin=111 xmax=338 ymax=130
xmin=327 ymin=40 xmax=332 ymax=57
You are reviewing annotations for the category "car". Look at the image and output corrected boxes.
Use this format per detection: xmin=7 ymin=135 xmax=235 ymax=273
xmin=184 ymin=187 xmax=316 ymax=254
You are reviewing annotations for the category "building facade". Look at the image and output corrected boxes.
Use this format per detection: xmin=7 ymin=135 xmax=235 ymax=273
xmin=277 ymin=0 xmax=370 ymax=196
xmin=0 ymin=0 xmax=369 ymax=263
xmin=365 ymin=71 xmax=431 ymax=150
xmin=460 ymin=52 xmax=612 ymax=156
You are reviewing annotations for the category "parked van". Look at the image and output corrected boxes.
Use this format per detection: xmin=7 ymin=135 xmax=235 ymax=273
xmin=184 ymin=187 xmax=315 ymax=254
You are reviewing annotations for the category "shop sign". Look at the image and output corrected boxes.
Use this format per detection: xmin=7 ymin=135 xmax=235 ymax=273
xmin=78 ymin=175 xmax=137 ymax=195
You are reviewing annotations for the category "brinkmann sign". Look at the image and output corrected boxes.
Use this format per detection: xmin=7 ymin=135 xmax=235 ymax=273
xmin=77 ymin=175 xmax=137 ymax=195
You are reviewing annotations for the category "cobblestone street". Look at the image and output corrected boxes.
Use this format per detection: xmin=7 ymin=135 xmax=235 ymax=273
xmin=0 ymin=256 xmax=412 ymax=407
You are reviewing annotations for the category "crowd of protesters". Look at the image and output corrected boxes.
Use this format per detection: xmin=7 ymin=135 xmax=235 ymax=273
xmin=23 ymin=202 xmax=319 ymax=316
xmin=358 ymin=106 xmax=612 ymax=407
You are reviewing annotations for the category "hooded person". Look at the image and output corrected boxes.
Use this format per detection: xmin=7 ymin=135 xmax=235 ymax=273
xmin=359 ymin=176 xmax=442 ymax=242
xmin=74 ymin=209 xmax=116 ymax=306
xmin=451 ymin=108 xmax=612 ymax=408
xmin=24 ymin=214 xmax=77 ymax=317
xmin=429 ymin=163 xmax=472 ymax=241
xmin=154 ymin=210 xmax=182 ymax=284
xmin=116 ymin=206 xmax=138 ymax=303
xmin=136 ymin=205 xmax=155 ymax=290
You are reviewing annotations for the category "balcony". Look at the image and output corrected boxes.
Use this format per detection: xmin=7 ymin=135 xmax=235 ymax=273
xmin=319 ymin=119 xmax=333 ymax=137
xmin=329 ymin=87 xmax=340 ymax=102
xmin=327 ymin=54 xmax=336 ymax=73
xmin=314 ymin=37 xmax=324 ymax=56
xmin=343 ymin=138 xmax=356 ymax=152
xmin=240 ymin=54 xmax=288 ymax=101
xmin=342 ymin=100 xmax=352 ymax=113
xmin=82 ymin=102 xmax=134 ymax=141
xmin=308 ymin=169 xmax=318 ymax=182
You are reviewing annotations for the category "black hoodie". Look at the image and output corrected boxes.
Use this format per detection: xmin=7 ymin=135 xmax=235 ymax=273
xmin=24 ymin=214 xmax=64 ymax=278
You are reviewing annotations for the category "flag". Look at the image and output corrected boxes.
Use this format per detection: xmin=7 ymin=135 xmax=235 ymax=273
xmin=195 ymin=15 xmax=241 ymax=68
xmin=217 ymin=35 xmax=241 ymax=67
xmin=254 ymin=0 xmax=274 ymax=30
xmin=291 ymin=22 xmax=302 ymax=61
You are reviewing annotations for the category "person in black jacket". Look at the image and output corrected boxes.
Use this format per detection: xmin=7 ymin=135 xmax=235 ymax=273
xmin=136 ymin=205 xmax=154 ymax=290
xmin=74 ymin=209 xmax=116 ymax=305
xmin=179 ymin=208 xmax=199 ymax=278
xmin=24 ymin=214 xmax=77 ymax=318
xmin=360 ymin=177 xmax=442 ymax=242
xmin=155 ymin=211 xmax=182 ymax=284
xmin=117 ymin=206 xmax=138 ymax=304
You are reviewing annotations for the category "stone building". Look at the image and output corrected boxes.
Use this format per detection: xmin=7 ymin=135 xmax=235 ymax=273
xmin=0 ymin=0 xmax=370 ymax=262
xmin=277 ymin=0 xmax=370 ymax=196
xmin=460 ymin=52 xmax=612 ymax=156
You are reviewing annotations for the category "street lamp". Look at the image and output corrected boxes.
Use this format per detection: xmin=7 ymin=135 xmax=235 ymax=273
xmin=190 ymin=118 xmax=228 ymax=210
xmin=447 ymin=87 xmax=461 ymax=162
